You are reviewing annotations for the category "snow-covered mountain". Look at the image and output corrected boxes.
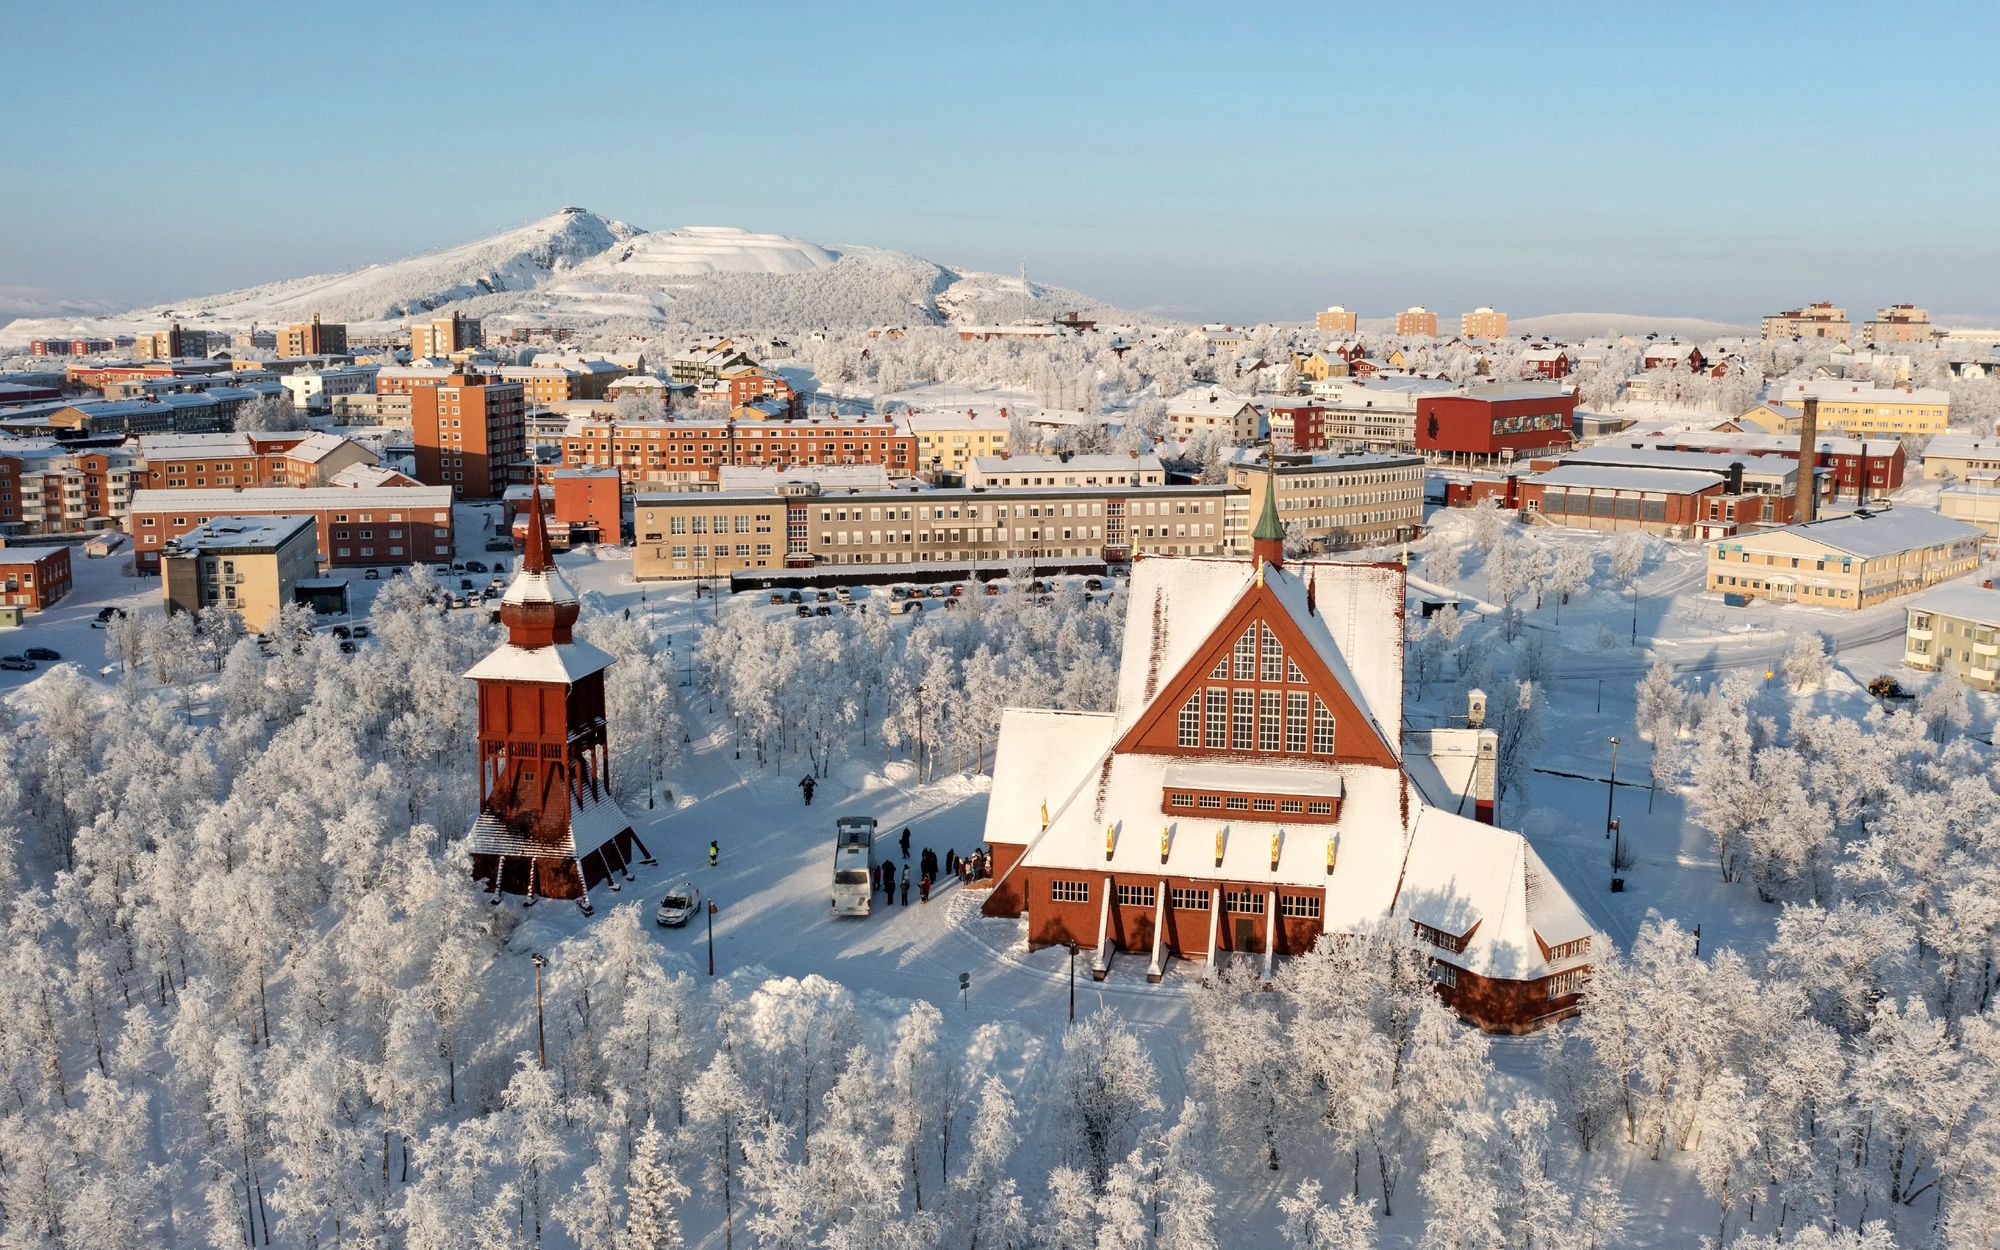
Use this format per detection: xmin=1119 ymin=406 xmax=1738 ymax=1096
xmin=0 ymin=210 xmax=1129 ymax=342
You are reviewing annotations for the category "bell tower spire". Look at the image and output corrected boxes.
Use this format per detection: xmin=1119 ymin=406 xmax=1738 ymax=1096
xmin=1251 ymin=444 xmax=1285 ymax=569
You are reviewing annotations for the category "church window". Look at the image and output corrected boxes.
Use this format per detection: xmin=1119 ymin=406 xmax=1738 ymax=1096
xmin=1177 ymin=694 xmax=1201 ymax=747
xmin=1260 ymin=624 xmax=1284 ymax=681
xmin=1259 ymin=690 xmax=1282 ymax=751
xmin=1231 ymin=690 xmax=1254 ymax=749
xmin=1287 ymin=658 xmax=1307 ymax=683
xmin=1311 ymin=698 xmax=1335 ymax=754
xmin=1286 ymin=692 xmax=1309 ymax=753
xmin=1050 ymin=879 xmax=1089 ymax=903
xmin=1232 ymin=627 xmax=1256 ymax=679
xmin=1279 ymin=894 xmax=1322 ymax=919
xmin=1204 ymin=688 xmax=1227 ymax=748
xmin=1224 ymin=889 xmax=1266 ymax=914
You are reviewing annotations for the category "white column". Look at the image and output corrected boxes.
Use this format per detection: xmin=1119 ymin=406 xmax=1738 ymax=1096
xmin=1262 ymin=889 xmax=1278 ymax=982
xmin=1092 ymin=875 xmax=1113 ymax=980
xmin=1206 ymin=885 xmax=1223 ymax=971
xmin=1147 ymin=880 xmax=1169 ymax=982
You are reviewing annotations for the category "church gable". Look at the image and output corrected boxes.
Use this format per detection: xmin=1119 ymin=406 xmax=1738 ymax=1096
xmin=1113 ymin=580 xmax=1399 ymax=770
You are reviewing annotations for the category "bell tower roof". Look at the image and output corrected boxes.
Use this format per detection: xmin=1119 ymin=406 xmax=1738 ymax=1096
xmin=497 ymin=484 xmax=580 ymax=647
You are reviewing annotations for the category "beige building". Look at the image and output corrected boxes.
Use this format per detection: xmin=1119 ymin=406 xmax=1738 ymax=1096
xmin=1165 ymin=388 xmax=1259 ymax=443
xmin=1460 ymin=307 xmax=1507 ymax=340
xmin=410 ymin=312 xmax=482 ymax=358
xmin=902 ymin=410 xmax=1011 ymax=472
xmin=1863 ymin=305 xmax=1932 ymax=343
xmin=1905 ymin=584 xmax=2000 ymax=689
xmin=1761 ymin=302 xmax=1850 ymax=340
xmin=160 ymin=513 xmax=320 ymax=630
xmin=1922 ymin=434 xmax=2000 ymax=481
xmin=278 ymin=316 xmax=348 ymax=358
xmin=1314 ymin=306 xmax=1358 ymax=333
xmin=1396 ymin=306 xmax=1438 ymax=337
xmin=966 ymin=453 xmax=1163 ymax=489
xmin=1939 ymin=486 xmax=2000 ymax=536
xmin=1706 ymin=508 xmax=1981 ymax=610
xmin=1775 ymin=381 xmax=1950 ymax=437
xmin=1225 ymin=452 xmax=1424 ymax=552
xmin=1309 ymin=375 xmax=1463 ymax=449
xmin=632 ymin=482 xmax=1234 ymax=580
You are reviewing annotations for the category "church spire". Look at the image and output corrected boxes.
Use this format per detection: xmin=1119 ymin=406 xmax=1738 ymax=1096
xmin=523 ymin=481 xmax=553 ymax=575
xmin=1251 ymin=446 xmax=1284 ymax=569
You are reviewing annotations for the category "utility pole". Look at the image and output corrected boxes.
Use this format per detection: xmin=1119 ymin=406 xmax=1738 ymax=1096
xmin=707 ymin=899 xmax=718 ymax=977
xmin=1068 ymin=943 xmax=1077 ymax=1023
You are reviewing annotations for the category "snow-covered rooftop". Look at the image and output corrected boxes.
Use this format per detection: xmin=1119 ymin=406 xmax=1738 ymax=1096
xmin=1720 ymin=507 xmax=1982 ymax=558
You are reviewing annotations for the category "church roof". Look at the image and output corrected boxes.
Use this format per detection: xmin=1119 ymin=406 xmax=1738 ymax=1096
xmin=464 ymin=639 xmax=614 ymax=685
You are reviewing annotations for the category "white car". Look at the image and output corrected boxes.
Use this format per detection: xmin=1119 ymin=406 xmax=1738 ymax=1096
xmin=655 ymin=881 xmax=701 ymax=927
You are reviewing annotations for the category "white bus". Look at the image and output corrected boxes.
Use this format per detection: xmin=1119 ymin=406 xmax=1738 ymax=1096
xmin=831 ymin=815 xmax=877 ymax=916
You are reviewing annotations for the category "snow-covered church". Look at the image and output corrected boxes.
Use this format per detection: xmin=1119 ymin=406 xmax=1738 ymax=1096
xmin=980 ymin=493 xmax=1599 ymax=1033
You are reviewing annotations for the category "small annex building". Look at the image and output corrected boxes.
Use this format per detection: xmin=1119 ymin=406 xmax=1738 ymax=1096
xmin=979 ymin=492 xmax=1600 ymax=1032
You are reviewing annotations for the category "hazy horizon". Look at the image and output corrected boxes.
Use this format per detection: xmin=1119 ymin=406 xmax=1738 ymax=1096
xmin=7 ymin=1 xmax=1997 ymax=325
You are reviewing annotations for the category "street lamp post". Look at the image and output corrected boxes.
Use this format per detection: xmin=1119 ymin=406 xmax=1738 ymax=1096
xmin=1631 ymin=582 xmax=1639 ymax=645
xmin=530 ymin=953 xmax=548 ymax=1070
xmin=1605 ymin=736 xmax=1621 ymax=839
xmin=1068 ymin=943 xmax=1077 ymax=1023
xmin=706 ymin=899 xmax=718 ymax=977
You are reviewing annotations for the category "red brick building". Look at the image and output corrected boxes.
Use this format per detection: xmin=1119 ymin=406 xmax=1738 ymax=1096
xmin=560 ymin=416 xmax=917 ymax=491
xmin=127 ymin=484 xmax=455 ymax=570
xmin=138 ymin=431 xmax=378 ymax=491
xmin=1638 ymin=432 xmax=1904 ymax=501
xmin=980 ymin=536 xmax=1598 ymax=1033
xmin=0 ymin=444 xmax=141 ymax=535
xmin=1415 ymin=385 xmax=1577 ymax=463
xmin=466 ymin=497 xmax=650 ymax=905
xmin=695 ymin=364 xmax=798 ymax=416
xmin=0 ymin=546 xmax=72 ymax=612
xmin=412 ymin=371 xmax=527 ymax=500
xmin=1265 ymin=401 xmax=1329 ymax=453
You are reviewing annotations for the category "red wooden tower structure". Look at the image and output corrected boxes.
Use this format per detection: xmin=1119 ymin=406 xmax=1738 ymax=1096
xmin=465 ymin=487 xmax=651 ymax=910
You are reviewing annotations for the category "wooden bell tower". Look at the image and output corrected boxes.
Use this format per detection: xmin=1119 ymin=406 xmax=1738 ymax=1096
xmin=465 ymin=488 xmax=651 ymax=910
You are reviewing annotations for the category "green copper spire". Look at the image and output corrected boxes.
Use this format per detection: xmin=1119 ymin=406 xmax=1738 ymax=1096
xmin=1252 ymin=456 xmax=1283 ymax=543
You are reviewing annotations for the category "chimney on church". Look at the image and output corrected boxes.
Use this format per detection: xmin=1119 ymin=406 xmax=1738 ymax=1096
xmin=1251 ymin=450 xmax=1284 ymax=568
xmin=1795 ymin=397 xmax=1819 ymax=524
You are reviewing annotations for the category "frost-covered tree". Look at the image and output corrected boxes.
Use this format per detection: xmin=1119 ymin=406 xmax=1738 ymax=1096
xmin=1052 ymin=1010 xmax=1161 ymax=1189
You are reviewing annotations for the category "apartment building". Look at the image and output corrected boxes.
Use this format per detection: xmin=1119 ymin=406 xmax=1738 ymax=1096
xmin=128 ymin=484 xmax=455 ymax=570
xmin=1395 ymin=306 xmax=1439 ymax=337
xmin=1705 ymin=508 xmax=1981 ymax=609
xmin=695 ymin=364 xmax=797 ymax=415
xmin=966 ymin=453 xmax=1163 ymax=490
xmin=281 ymin=365 xmax=380 ymax=411
xmin=1938 ymin=486 xmax=2000 ymax=537
xmin=278 ymin=316 xmax=348 ymax=358
xmin=139 ymin=431 xmax=378 ymax=491
xmin=132 ymin=323 xmax=211 ymax=360
xmin=1863 ymin=305 xmax=1932 ymax=343
xmin=1636 ymin=430 xmax=1905 ymax=499
xmin=0 ymin=442 xmax=140 ymax=534
xmin=1308 ymin=376 xmax=1461 ymax=449
xmin=1761 ymin=302 xmax=1851 ymax=340
xmin=1460 ymin=307 xmax=1507 ymax=340
xmin=1225 ymin=451 xmax=1423 ymax=552
xmin=903 ymin=410 xmax=1011 ymax=471
xmin=29 ymin=337 xmax=113 ymax=356
xmin=1775 ymin=381 xmax=1950 ymax=437
xmin=560 ymin=416 xmax=917 ymax=491
xmin=1314 ymin=306 xmax=1358 ymax=334
xmin=631 ymin=481 xmax=1234 ymax=580
xmin=495 ymin=359 xmax=627 ymax=405
xmin=1264 ymin=401 xmax=1330 ymax=453
xmin=410 ymin=312 xmax=482 ymax=358
xmin=1165 ymin=388 xmax=1259 ymax=443
xmin=1905 ymin=584 xmax=2000 ymax=689
xmin=668 ymin=339 xmax=756 ymax=383
xmin=411 ymin=371 xmax=526 ymax=499
xmin=0 ymin=546 xmax=72 ymax=614
xmin=160 ymin=514 xmax=320 ymax=631
xmin=1922 ymin=434 xmax=2000 ymax=481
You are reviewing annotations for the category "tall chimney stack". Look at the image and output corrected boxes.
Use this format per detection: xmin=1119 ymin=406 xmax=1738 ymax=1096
xmin=1795 ymin=397 xmax=1819 ymax=523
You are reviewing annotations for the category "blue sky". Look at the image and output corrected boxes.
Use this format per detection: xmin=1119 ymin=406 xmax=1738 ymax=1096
xmin=6 ymin=1 xmax=1995 ymax=323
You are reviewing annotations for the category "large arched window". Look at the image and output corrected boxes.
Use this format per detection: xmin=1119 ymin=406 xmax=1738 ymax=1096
xmin=1176 ymin=623 xmax=1334 ymax=757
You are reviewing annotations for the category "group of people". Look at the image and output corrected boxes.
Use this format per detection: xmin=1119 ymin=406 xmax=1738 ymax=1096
xmin=872 ymin=828 xmax=991 ymax=908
